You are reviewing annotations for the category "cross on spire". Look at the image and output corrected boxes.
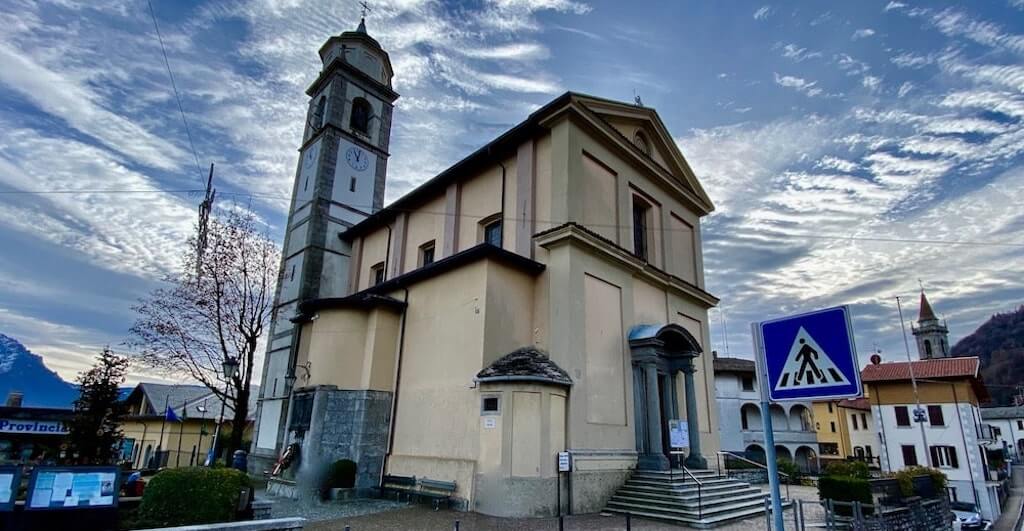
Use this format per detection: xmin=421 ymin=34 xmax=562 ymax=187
xmin=359 ymin=0 xmax=372 ymax=18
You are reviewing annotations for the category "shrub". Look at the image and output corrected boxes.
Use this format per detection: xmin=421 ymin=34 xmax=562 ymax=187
xmin=818 ymin=475 xmax=872 ymax=516
xmin=138 ymin=467 xmax=251 ymax=527
xmin=776 ymin=458 xmax=801 ymax=480
xmin=824 ymin=460 xmax=870 ymax=479
xmin=888 ymin=466 xmax=947 ymax=497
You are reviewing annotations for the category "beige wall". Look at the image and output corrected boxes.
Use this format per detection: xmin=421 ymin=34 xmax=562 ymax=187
xmin=357 ymin=223 xmax=391 ymax=291
xmin=403 ymin=194 xmax=446 ymax=273
xmin=121 ymin=418 xmax=245 ymax=469
xmin=868 ymin=380 xmax=980 ymax=406
xmin=295 ymin=307 xmax=399 ymax=391
xmin=581 ymin=153 xmax=619 ymax=243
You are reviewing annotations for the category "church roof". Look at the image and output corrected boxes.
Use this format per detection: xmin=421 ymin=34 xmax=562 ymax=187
xmin=919 ymin=291 xmax=938 ymax=321
xmin=475 ymin=347 xmax=572 ymax=387
xmin=713 ymin=356 xmax=755 ymax=374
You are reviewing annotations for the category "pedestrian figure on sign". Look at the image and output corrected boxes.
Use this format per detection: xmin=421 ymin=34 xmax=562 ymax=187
xmin=795 ymin=338 xmax=825 ymax=384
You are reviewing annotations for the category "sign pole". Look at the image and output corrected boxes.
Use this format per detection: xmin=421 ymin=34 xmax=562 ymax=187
xmin=752 ymin=323 xmax=785 ymax=531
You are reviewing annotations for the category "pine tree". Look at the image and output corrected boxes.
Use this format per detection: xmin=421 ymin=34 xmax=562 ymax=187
xmin=67 ymin=348 xmax=128 ymax=464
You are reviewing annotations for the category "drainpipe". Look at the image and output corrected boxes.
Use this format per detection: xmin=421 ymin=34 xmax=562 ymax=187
xmin=873 ymin=384 xmax=892 ymax=472
xmin=380 ymin=288 xmax=410 ymax=488
xmin=383 ymin=223 xmax=392 ymax=280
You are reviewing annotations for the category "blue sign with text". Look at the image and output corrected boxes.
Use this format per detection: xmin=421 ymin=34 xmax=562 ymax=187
xmin=758 ymin=306 xmax=861 ymax=401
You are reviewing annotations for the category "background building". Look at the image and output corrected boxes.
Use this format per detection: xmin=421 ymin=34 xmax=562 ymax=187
xmin=813 ymin=397 xmax=879 ymax=468
xmin=862 ymin=356 xmax=1002 ymax=520
xmin=0 ymin=392 xmax=71 ymax=465
xmin=121 ymin=383 xmax=257 ymax=469
xmin=980 ymin=406 xmax=1024 ymax=462
xmin=713 ymin=355 xmax=819 ymax=473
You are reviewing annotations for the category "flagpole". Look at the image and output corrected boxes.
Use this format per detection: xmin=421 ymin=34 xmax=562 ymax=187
xmin=157 ymin=394 xmax=169 ymax=468
xmin=175 ymin=399 xmax=184 ymax=467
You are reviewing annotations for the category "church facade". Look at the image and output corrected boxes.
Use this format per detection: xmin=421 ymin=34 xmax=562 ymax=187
xmin=252 ymin=19 xmax=721 ymax=516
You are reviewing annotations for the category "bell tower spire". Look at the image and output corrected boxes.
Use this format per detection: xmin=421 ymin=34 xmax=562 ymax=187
xmin=912 ymin=289 xmax=950 ymax=359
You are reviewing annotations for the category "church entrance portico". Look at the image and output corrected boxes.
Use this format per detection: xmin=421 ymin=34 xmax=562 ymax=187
xmin=628 ymin=324 xmax=706 ymax=471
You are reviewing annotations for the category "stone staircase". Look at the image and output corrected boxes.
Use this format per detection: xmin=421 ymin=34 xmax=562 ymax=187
xmin=603 ymin=468 xmax=783 ymax=528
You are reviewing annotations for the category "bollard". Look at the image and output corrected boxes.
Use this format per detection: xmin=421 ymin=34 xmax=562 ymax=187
xmin=454 ymin=520 xmax=460 ymax=531
xmin=558 ymin=515 xmax=564 ymax=531
xmin=344 ymin=527 xmax=350 ymax=531
xmin=625 ymin=512 xmax=631 ymax=531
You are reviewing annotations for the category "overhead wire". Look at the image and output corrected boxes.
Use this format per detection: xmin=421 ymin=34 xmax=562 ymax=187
xmin=147 ymin=0 xmax=206 ymax=183
xmin=4 ymin=186 xmax=1022 ymax=249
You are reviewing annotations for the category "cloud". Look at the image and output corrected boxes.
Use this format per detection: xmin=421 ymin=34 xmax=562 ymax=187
xmin=916 ymin=8 xmax=1024 ymax=55
xmin=779 ymin=43 xmax=823 ymax=62
xmin=835 ymin=54 xmax=870 ymax=76
xmin=774 ymin=73 xmax=824 ymax=97
xmin=884 ymin=2 xmax=907 ymax=11
xmin=897 ymin=81 xmax=914 ymax=97
xmin=862 ymin=75 xmax=882 ymax=92
xmin=753 ymin=6 xmax=772 ymax=20
xmin=890 ymin=51 xmax=935 ymax=69
xmin=852 ymin=28 xmax=876 ymax=40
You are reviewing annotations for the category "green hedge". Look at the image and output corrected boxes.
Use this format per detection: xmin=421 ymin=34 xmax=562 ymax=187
xmin=138 ymin=467 xmax=251 ymax=527
xmin=823 ymin=460 xmax=870 ymax=479
xmin=818 ymin=475 xmax=872 ymax=516
xmin=888 ymin=465 xmax=947 ymax=497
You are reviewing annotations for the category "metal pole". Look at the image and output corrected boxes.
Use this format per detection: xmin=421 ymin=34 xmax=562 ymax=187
xmin=753 ymin=323 xmax=785 ymax=531
xmin=626 ymin=512 xmax=631 ymax=531
xmin=896 ymin=297 xmax=930 ymax=458
xmin=210 ymin=380 xmax=230 ymax=466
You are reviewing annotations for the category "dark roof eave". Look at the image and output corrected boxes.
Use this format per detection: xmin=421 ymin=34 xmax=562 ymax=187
xmin=295 ymin=293 xmax=406 ymax=321
xmin=476 ymin=375 xmax=572 ymax=387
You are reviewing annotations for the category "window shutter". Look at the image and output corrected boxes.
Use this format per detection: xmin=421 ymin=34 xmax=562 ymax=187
xmin=929 ymin=446 xmax=939 ymax=467
xmin=928 ymin=405 xmax=944 ymax=426
xmin=949 ymin=447 xmax=959 ymax=468
xmin=895 ymin=406 xmax=910 ymax=426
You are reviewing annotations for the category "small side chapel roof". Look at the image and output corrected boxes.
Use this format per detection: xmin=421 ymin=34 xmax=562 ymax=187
xmin=476 ymin=347 xmax=572 ymax=387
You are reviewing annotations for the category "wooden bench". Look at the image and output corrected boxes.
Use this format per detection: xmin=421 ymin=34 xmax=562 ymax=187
xmin=381 ymin=474 xmax=417 ymax=502
xmin=417 ymin=478 xmax=457 ymax=510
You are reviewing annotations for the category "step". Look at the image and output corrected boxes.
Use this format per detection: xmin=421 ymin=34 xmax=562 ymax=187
xmin=624 ymin=477 xmax=743 ymax=489
xmin=606 ymin=496 xmax=766 ymax=519
xmin=610 ymin=489 xmax=766 ymax=509
xmin=604 ymin=503 xmax=770 ymax=529
xmin=618 ymin=481 xmax=757 ymax=498
xmin=615 ymin=484 xmax=762 ymax=503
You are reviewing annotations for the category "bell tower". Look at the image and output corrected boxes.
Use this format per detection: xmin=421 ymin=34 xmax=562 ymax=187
xmin=251 ymin=17 xmax=398 ymax=471
xmin=913 ymin=291 xmax=950 ymax=359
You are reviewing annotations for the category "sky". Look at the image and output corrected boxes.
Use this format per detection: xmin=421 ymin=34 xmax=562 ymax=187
xmin=0 ymin=0 xmax=1022 ymax=384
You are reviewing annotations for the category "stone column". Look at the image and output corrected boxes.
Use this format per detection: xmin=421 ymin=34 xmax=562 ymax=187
xmin=641 ymin=362 xmax=669 ymax=470
xmin=681 ymin=359 xmax=707 ymax=469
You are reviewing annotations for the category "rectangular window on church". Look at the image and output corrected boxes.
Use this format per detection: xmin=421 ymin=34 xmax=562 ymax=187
xmin=419 ymin=241 xmax=435 ymax=267
xmin=481 ymin=395 xmax=500 ymax=415
xmin=371 ymin=262 xmax=385 ymax=286
xmin=632 ymin=195 xmax=650 ymax=261
xmin=349 ymin=177 xmax=357 ymax=193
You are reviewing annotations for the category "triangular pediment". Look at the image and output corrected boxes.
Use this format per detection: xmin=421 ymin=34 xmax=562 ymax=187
xmin=571 ymin=94 xmax=714 ymax=213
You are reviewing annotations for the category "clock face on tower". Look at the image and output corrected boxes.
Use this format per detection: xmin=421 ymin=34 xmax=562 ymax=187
xmin=345 ymin=146 xmax=370 ymax=172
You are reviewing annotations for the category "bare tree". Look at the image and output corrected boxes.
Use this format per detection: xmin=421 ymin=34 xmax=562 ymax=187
xmin=129 ymin=207 xmax=279 ymax=464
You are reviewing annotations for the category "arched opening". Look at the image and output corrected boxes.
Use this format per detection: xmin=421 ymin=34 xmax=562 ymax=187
xmin=924 ymin=339 xmax=933 ymax=357
xmin=311 ymin=95 xmax=326 ymax=131
xmin=741 ymin=403 xmax=761 ymax=431
xmin=795 ymin=445 xmax=817 ymax=473
xmin=769 ymin=404 xmax=788 ymax=430
xmin=854 ymin=446 xmax=865 ymax=458
xmin=775 ymin=445 xmax=792 ymax=462
xmin=745 ymin=444 xmax=766 ymax=464
xmin=633 ymin=131 xmax=650 ymax=155
xmin=790 ymin=404 xmax=813 ymax=431
xmin=350 ymin=97 xmax=372 ymax=135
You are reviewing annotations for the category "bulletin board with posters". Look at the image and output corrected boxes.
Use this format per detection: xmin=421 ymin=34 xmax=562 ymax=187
xmin=0 ymin=465 xmax=21 ymax=511
xmin=25 ymin=466 xmax=120 ymax=511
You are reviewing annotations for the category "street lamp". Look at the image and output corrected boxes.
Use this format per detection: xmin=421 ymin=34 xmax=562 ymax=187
xmin=209 ymin=355 xmax=239 ymax=466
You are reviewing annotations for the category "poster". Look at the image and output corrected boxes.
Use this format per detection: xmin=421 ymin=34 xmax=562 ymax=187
xmin=26 ymin=467 xmax=119 ymax=510
xmin=669 ymin=419 xmax=689 ymax=448
xmin=0 ymin=466 xmax=20 ymax=511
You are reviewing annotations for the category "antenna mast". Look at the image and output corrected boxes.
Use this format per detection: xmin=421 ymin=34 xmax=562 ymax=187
xmin=196 ymin=163 xmax=216 ymax=277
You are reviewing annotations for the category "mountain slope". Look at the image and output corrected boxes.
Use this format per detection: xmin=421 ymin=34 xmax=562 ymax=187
xmin=0 ymin=334 xmax=78 ymax=408
xmin=950 ymin=306 xmax=1024 ymax=406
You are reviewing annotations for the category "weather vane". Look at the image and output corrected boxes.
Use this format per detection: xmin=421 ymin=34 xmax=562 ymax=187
xmin=359 ymin=0 xmax=372 ymax=18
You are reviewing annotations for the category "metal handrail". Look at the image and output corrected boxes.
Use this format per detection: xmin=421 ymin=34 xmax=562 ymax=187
xmin=716 ymin=451 xmax=790 ymax=500
xmin=679 ymin=466 xmax=704 ymax=521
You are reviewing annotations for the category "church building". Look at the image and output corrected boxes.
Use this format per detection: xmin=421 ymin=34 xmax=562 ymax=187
xmin=251 ymin=18 xmax=721 ymax=517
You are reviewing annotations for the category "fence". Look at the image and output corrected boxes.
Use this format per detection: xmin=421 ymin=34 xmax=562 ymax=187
xmin=786 ymin=496 xmax=953 ymax=531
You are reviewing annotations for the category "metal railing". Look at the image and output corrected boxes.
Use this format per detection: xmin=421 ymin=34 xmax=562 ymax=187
xmin=671 ymin=465 xmax=704 ymax=521
xmin=716 ymin=450 xmax=790 ymax=500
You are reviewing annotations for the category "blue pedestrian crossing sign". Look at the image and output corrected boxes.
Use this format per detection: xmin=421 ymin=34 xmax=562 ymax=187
xmin=757 ymin=306 xmax=862 ymax=401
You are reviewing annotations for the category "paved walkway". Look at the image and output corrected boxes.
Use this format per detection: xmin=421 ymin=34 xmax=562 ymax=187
xmin=994 ymin=465 xmax=1024 ymax=531
xmin=297 ymin=484 xmax=822 ymax=530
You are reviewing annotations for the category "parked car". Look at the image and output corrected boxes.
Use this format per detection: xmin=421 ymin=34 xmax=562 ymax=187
xmin=950 ymin=501 xmax=992 ymax=531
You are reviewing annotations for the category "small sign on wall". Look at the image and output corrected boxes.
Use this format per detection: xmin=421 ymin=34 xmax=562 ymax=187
xmin=557 ymin=452 xmax=571 ymax=472
xmin=483 ymin=417 xmax=496 ymax=429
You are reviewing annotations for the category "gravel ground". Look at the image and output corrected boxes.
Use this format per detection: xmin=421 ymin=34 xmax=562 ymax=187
xmin=296 ymin=484 xmax=825 ymax=531
xmin=258 ymin=495 xmax=408 ymax=523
